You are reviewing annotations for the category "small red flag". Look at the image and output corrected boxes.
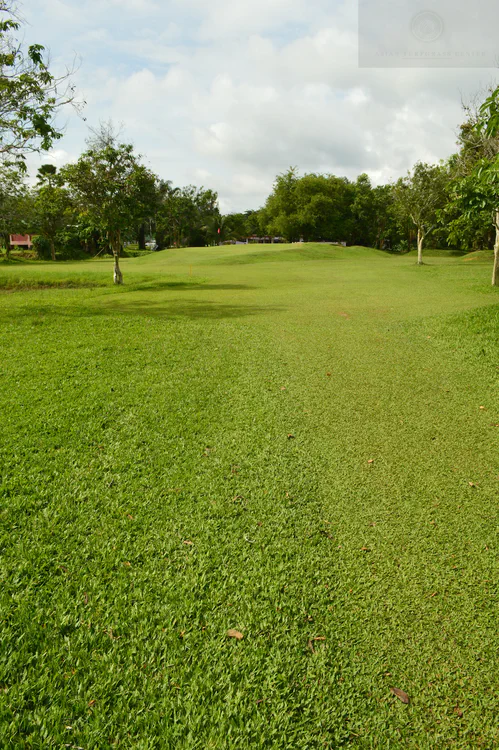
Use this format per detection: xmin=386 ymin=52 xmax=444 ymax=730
xmin=218 ymin=228 xmax=221 ymax=234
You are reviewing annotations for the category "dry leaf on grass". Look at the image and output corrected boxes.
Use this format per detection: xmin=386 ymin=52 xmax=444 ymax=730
xmin=227 ymin=629 xmax=244 ymax=640
xmin=307 ymin=636 xmax=326 ymax=653
xmin=390 ymin=687 xmax=410 ymax=704
xmin=183 ymin=540 xmax=194 ymax=546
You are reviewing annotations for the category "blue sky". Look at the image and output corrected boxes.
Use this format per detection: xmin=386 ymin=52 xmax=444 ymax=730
xmin=22 ymin=0 xmax=498 ymax=212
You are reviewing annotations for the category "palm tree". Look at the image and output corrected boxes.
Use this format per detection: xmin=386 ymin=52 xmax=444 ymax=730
xmin=203 ymin=214 xmax=233 ymax=245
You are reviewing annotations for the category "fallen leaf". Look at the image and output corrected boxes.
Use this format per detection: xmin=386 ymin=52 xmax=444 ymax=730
xmin=227 ymin=629 xmax=244 ymax=640
xmin=326 ymin=372 xmax=332 ymax=376
xmin=83 ymin=592 xmax=89 ymax=605
xmin=88 ymin=699 xmax=96 ymax=707
xmin=367 ymin=459 xmax=374 ymax=465
xmin=454 ymin=706 xmax=463 ymax=718
xmin=390 ymin=687 xmax=410 ymax=704
xmin=287 ymin=434 xmax=295 ymax=439
xmin=183 ymin=540 xmax=193 ymax=546
xmin=468 ymin=482 xmax=478 ymax=488
xmin=361 ymin=546 xmax=371 ymax=552
xmin=479 ymin=406 xmax=486 ymax=410
xmin=123 ymin=561 xmax=131 ymax=567
xmin=127 ymin=514 xmax=134 ymax=520
xmin=281 ymin=387 xmax=286 ymax=391
xmin=307 ymin=635 xmax=327 ymax=654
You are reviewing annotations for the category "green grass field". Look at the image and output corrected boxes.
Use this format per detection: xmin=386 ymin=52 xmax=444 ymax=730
xmin=1 ymin=244 xmax=498 ymax=748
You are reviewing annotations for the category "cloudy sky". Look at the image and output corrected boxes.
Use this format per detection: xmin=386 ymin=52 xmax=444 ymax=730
xmin=23 ymin=0 xmax=498 ymax=212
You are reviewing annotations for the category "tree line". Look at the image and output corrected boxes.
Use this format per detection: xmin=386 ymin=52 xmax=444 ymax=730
xmin=1 ymin=0 xmax=499 ymax=285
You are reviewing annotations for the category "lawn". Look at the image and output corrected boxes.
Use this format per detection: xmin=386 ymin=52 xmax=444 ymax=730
xmin=1 ymin=244 xmax=498 ymax=748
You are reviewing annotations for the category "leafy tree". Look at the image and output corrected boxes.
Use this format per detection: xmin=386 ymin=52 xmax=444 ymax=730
xmin=351 ymin=173 xmax=377 ymax=246
xmin=204 ymin=213 xmax=233 ymax=245
xmin=262 ymin=168 xmax=355 ymax=243
xmin=0 ymin=1 xmax=79 ymax=166
xmin=262 ymin=167 xmax=301 ymax=241
xmin=0 ymin=162 xmax=26 ymax=257
xmin=394 ymin=162 xmax=449 ymax=265
xmin=154 ymin=182 xmax=219 ymax=248
xmin=63 ymin=137 xmax=156 ymax=283
xmin=32 ymin=166 xmax=72 ymax=261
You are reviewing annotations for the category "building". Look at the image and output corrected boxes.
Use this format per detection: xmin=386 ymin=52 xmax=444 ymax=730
xmin=9 ymin=234 xmax=34 ymax=249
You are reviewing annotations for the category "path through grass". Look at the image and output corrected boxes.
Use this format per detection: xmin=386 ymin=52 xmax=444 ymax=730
xmin=1 ymin=245 xmax=498 ymax=748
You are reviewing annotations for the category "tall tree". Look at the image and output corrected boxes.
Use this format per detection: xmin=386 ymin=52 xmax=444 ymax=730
xmin=0 ymin=1 xmax=80 ymax=166
xmin=0 ymin=162 xmax=26 ymax=257
xmin=63 ymin=136 xmax=156 ymax=283
xmin=32 ymin=166 xmax=71 ymax=261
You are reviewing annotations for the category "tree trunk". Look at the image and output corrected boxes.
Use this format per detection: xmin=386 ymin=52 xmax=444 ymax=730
xmin=417 ymin=227 xmax=424 ymax=265
xmin=493 ymin=210 xmax=499 ymax=286
xmin=3 ymin=233 xmax=10 ymax=260
xmin=50 ymin=238 xmax=56 ymax=262
xmin=112 ymin=230 xmax=123 ymax=284
xmin=138 ymin=223 xmax=146 ymax=250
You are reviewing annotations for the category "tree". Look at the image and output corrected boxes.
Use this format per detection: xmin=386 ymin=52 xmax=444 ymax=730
xmin=154 ymin=182 xmax=219 ymax=248
xmin=262 ymin=167 xmax=302 ymax=241
xmin=204 ymin=213 xmax=233 ymax=245
xmin=0 ymin=162 xmax=26 ymax=257
xmin=32 ymin=165 xmax=72 ymax=261
xmin=63 ymin=136 xmax=156 ymax=284
xmin=394 ymin=162 xmax=448 ymax=265
xmin=351 ymin=173 xmax=376 ymax=246
xmin=0 ymin=1 xmax=80 ymax=166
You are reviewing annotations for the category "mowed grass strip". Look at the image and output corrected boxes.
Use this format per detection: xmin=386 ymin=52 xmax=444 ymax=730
xmin=0 ymin=245 xmax=498 ymax=748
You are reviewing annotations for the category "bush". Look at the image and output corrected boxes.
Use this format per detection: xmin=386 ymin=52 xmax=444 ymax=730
xmin=32 ymin=236 xmax=52 ymax=260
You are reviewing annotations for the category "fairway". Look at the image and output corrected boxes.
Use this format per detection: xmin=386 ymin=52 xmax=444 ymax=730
xmin=1 ymin=244 xmax=498 ymax=748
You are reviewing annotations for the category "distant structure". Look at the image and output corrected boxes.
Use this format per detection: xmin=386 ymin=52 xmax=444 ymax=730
xmin=9 ymin=234 xmax=33 ymax=249
xmin=247 ymin=235 xmax=284 ymax=244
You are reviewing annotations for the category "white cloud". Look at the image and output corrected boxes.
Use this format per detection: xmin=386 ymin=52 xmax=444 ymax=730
xmin=20 ymin=0 xmax=499 ymax=211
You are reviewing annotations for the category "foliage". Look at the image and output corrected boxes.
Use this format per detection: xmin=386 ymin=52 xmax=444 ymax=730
xmin=0 ymin=161 xmax=27 ymax=256
xmin=62 ymin=138 xmax=156 ymax=282
xmin=448 ymin=84 xmax=499 ymax=284
xmin=155 ymin=180 xmax=219 ymax=248
xmin=32 ymin=166 xmax=73 ymax=261
xmin=0 ymin=1 xmax=79 ymax=166
xmin=393 ymin=162 xmax=449 ymax=263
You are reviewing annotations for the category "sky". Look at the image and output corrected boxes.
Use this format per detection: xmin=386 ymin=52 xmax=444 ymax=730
xmin=22 ymin=0 xmax=499 ymax=213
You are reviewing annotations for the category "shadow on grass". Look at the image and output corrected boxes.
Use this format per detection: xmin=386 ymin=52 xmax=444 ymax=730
xmin=129 ymin=281 xmax=257 ymax=292
xmin=103 ymin=298 xmax=281 ymax=319
xmin=0 ymin=298 xmax=284 ymax=321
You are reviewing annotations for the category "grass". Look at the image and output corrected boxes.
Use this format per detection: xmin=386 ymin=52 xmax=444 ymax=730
xmin=0 ymin=243 xmax=498 ymax=748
